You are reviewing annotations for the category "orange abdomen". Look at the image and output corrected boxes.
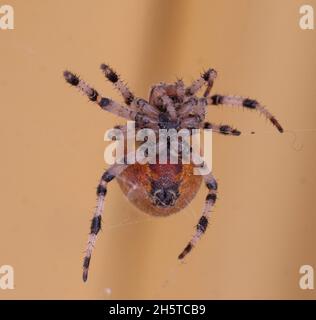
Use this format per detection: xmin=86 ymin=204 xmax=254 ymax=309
xmin=117 ymin=163 xmax=202 ymax=216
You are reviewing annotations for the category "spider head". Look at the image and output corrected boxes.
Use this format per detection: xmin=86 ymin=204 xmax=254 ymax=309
xmin=150 ymin=180 xmax=180 ymax=207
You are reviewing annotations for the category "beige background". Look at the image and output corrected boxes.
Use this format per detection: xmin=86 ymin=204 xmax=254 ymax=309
xmin=0 ymin=0 xmax=315 ymax=299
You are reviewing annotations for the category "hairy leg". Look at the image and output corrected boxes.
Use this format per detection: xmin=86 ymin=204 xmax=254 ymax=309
xmin=178 ymin=169 xmax=218 ymax=259
xmin=185 ymin=69 xmax=217 ymax=96
xmin=63 ymin=71 xmax=158 ymax=127
xmin=149 ymin=83 xmax=177 ymax=119
xmin=83 ymin=162 xmax=128 ymax=282
xmin=204 ymin=122 xmax=241 ymax=136
xmin=100 ymin=64 xmax=159 ymax=117
xmin=201 ymin=94 xmax=284 ymax=133
xmin=100 ymin=64 xmax=134 ymax=105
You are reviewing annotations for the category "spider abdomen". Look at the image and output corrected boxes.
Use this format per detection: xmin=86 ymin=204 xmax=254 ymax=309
xmin=117 ymin=162 xmax=202 ymax=216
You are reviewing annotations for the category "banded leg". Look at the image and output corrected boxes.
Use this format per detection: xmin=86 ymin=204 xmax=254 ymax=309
xmin=161 ymin=95 xmax=177 ymax=120
xmin=178 ymin=96 xmax=205 ymax=120
xmin=100 ymin=64 xmax=159 ymax=117
xmin=100 ymin=64 xmax=134 ymax=105
xmin=83 ymin=163 xmax=128 ymax=282
xmin=174 ymin=78 xmax=186 ymax=99
xmin=178 ymin=171 xmax=218 ymax=259
xmin=180 ymin=116 xmax=203 ymax=130
xmin=204 ymin=94 xmax=284 ymax=133
xmin=63 ymin=71 xmax=158 ymax=127
xmin=133 ymin=98 xmax=160 ymax=118
xmin=185 ymin=69 xmax=217 ymax=96
xmin=149 ymin=83 xmax=178 ymax=119
xmin=110 ymin=123 xmax=160 ymax=139
xmin=204 ymin=122 xmax=241 ymax=136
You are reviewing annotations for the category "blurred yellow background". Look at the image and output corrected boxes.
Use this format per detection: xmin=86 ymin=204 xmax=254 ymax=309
xmin=0 ymin=0 xmax=315 ymax=299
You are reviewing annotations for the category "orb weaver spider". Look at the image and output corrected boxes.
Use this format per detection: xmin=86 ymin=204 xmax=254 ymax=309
xmin=64 ymin=64 xmax=283 ymax=282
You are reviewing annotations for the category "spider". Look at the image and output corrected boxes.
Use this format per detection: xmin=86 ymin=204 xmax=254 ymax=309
xmin=63 ymin=65 xmax=283 ymax=282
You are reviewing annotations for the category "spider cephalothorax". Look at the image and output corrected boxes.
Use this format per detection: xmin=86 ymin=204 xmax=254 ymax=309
xmin=64 ymin=64 xmax=283 ymax=282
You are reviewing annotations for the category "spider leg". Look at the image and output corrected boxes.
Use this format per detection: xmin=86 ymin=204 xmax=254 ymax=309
xmin=149 ymin=84 xmax=177 ymax=119
xmin=100 ymin=64 xmax=159 ymax=117
xmin=180 ymin=116 xmax=203 ymax=130
xmin=100 ymin=64 xmax=134 ymax=105
xmin=110 ymin=123 xmax=160 ymax=141
xmin=174 ymin=78 xmax=186 ymax=99
xmin=161 ymin=95 xmax=177 ymax=120
xmin=204 ymin=121 xmax=241 ymax=136
xmin=178 ymin=96 xmax=206 ymax=121
xmin=185 ymin=68 xmax=217 ymax=96
xmin=133 ymin=98 xmax=160 ymax=118
xmin=202 ymin=95 xmax=284 ymax=133
xmin=113 ymin=124 xmax=127 ymax=136
xmin=64 ymin=70 xmax=136 ymax=119
xmin=178 ymin=168 xmax=218 ymax=260
xmin=63 ymin=71 xmax=158 ymax=127
xmin=83 ymin=162 xmax=128 ymax=282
